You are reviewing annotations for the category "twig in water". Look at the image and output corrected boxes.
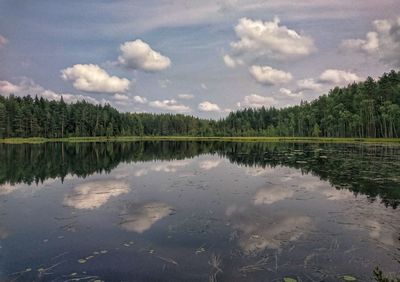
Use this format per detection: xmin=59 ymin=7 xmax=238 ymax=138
xmin=208 ymin=254 xmax=223 ymax=282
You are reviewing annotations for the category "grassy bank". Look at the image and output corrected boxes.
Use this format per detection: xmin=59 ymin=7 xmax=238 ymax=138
xmin=1 ymin=136 xmax=400 ymax=144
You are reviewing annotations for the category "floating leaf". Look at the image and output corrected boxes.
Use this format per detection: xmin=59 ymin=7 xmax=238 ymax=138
xmin=342 ymin=275 xmax=357 ymax=281
xmin=283 ymin=278 xmax=297 ymax=282
xmin=78 ymin=259 xmax=87 ymax=264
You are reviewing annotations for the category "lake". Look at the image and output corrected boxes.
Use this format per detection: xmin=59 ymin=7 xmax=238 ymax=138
xmin=0 ymin=141 xmax=399 ymax=281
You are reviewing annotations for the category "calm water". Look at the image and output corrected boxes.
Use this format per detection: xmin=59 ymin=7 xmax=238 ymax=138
xmin=0 ymin=141 xmax=399 ymax=281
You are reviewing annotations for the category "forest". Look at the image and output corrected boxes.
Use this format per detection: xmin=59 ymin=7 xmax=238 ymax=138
xmin=0 ymin=70 xmax=400 ymax=138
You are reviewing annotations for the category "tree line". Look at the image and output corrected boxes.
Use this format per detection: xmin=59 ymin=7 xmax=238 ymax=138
xmin=1 ymin=70 xmax=400 ymax=138
xmin=218 ymin=70 xmax=400 ymax=138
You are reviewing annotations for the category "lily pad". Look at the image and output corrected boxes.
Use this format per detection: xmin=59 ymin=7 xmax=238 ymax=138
xmin=342 ymin=275 xmax=357 ymax=281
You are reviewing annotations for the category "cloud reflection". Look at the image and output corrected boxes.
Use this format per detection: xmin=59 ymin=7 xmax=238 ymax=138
xmin=253 ymin=186 xmax=294 ymax=205
xmin=120 ymin=202 xmax=174 ymax=233
xmin=227 ymin=205 xmax=312 ymax=253
xmin=199 ymin=159 xmax=222 ymax=170
xmin=63 ymin=180 xmax=130 ymax=209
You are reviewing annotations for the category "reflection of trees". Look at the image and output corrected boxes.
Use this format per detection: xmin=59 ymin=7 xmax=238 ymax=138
xmin=1 ymin=141 xmax=399 ymax=208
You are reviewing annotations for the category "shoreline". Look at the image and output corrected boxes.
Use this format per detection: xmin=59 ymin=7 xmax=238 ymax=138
xmin=1 ymin=136 xmax=400 ymax=144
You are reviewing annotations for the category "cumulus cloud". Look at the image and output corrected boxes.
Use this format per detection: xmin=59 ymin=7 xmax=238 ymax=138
xmin=230 ymin=17 xmax=316 ymax=60
xmin=0 ymin=80 xmax=21 ymax=94
xmin=0 ymin=35 xmax=8 ymax=48
xmin=114 ymin=93 xmax=129 ymax=101
xmin=61 ymin=64 xmax=130 ymax=93
xmin=63 ymin=180 xmax=130 ymax=210
xmin=279 ymin=88 xmax=303 ymax=98
xmin=249 ymin=65 xmax=292 ymax=85
xmin=118 ymin=39 xmax=171 ymax=72
xmin=341 ymin=17 xmax=400 ymax=67
xmin=237 ymin=94 xmax=277 ymax=108
xmin=296 ymin=78 xmax=322 ymax=92
xmin=319 ymin=69 xmax=362 ymax=85
xmin=177 ymin=94 xmax=194 ymax=100
xmin=0 ymin=78 xmax=100 ymax=104
xmin=222 ymin=54 xmax=243 ymax=68
xmin=149 ymin=99 xmax=191 ymax=113
xmin=120 ymin=202 xmax=174 ymax=233
xmin=133 ymin=95 xmax=148 ymax=104
xmin=198 ymin=101 xmax=221 ymax=112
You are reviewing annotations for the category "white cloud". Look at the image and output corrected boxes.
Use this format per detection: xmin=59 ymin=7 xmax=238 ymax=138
xmin=0 ymin=35 xmax=8 ymax=48
xmin=319 ymin=69 xmax=362 ymax=85
xmin=61 ymin=64 xmax=130 ymax=93
xmin=249 ymin=65 xmax=292 ymax=85
xmin=118 ymin=39 xmax=171 ymax=72
xmin=279 ymin=88 xmax=303 ymax=98
xmin=133 ymin=95 xmax=148 ymax=104
xmin=0 ymin=78 xmax=100 ymax=104
xmin=198 ymin=101 xmax=221 ymax=112
xmin=296 ymin=78 xmax=322 ymax=92
xmin=149 ymin=99 xmax=191 ymax=113
xmin=63 ymin=180 xmax=130 ymax=210
xmin=222 ymin=54 xmax=243 ymax=68
xmin=114 ymin=93 xmax=129 ymax=101
xmin=230 ymin=17 xmax=316 ymax=60
xmin=341 ymin=16 xmax=400 ymax=67
xmin=0 ymin=80 xmax=21 ymax=94
xmin=177 ymin=94 xmax=194 ymax=100
xmin=237 ymin=94 xmax=277 ymax=108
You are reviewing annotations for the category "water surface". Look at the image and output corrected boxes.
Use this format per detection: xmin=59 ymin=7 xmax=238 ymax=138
xmin=0 ymin=141 xmax=399 ymax=281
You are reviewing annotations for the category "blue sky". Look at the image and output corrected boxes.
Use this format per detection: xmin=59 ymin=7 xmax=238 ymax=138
xmin=0 ymin=0 xmax=399 ymax=118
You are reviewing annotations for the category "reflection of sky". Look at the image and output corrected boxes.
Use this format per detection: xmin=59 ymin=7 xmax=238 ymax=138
xmin=1 ymin=152 xmax=399 ymax=279
xmin=0 ymin=177 xmax=62 ymax=196
xmin=247 ymin=165 xmax=356 ymax=204
xmin=63 ymin=180 xmax=130 ymax=209
xmin=120 ymin=202 xmax=174 ymax=233
xmin=199 ymin=159 xmax=222 ymax=170
xmin=254 ymin=186 xmax=294 ymax=205
xmin=228 ymin=209 xmax=312 ymax=252
xmin=0 ymin=226 xmax=8 ymax=240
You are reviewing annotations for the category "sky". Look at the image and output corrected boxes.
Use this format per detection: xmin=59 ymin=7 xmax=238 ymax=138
xmin=0 ymin=0 xmax=399 ymax=119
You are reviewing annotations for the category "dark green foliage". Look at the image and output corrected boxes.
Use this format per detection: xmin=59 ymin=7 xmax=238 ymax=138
xmin=0 ymin=70 xmax=400 ymax=138
xmin=219 ymin=70 xmax=400 ymax=137
xmin=0 ymin=95 xmax=214 ymax=138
